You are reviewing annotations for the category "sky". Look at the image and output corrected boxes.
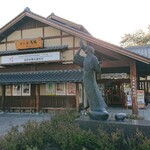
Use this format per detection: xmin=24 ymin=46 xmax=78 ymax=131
xmin=1 ymin=0 xmax=150 ymax=46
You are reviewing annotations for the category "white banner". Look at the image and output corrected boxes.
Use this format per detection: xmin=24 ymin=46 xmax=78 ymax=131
xmin=12 ymin=84 xmax=21 ymax=96
xmin=1 ymin=52 xmax=60 ymax=64
xmin=22 ymin=84 xmax=31 ymax=96
xmin=101 ymin=73 xmax=128 ymax=79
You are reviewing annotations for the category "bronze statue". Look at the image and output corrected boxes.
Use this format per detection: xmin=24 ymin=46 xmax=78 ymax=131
xmin=74 ymin=40 xmax=109 ymax=120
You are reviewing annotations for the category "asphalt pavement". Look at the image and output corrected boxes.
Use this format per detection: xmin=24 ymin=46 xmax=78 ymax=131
xmin=0 ymin=112 xmax=51 ymax=136
xmin=0 ymin=105 xmax=150 ymax=136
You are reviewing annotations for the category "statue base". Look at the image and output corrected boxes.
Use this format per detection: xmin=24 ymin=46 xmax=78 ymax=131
xmin=75 ymin=116 xmax=150 ymax=137
xmin=88 ymin=110 xmax=109 ymax=121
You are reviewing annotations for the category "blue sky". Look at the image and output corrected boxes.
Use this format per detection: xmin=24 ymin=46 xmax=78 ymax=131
xmin=1 ymin=0 xmax=150 ymax=45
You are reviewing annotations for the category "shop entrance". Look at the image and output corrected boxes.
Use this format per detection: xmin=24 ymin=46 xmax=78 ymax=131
xmin=105 ymin=81 xmax=125 ymax=106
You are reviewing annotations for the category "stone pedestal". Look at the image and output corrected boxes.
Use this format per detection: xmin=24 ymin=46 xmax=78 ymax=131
xmin=75 ymin=116 xmax=150 ymax=137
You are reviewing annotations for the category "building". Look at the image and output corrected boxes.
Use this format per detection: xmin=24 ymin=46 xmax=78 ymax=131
xmin=126 ymin=45 xmax=150 ymax=94
xmin=0 ymin=8 xmax=149 ymax=114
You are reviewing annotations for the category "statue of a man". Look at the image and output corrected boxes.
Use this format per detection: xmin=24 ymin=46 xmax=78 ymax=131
xmin=74 ymin=40 xmax=109 ymax=120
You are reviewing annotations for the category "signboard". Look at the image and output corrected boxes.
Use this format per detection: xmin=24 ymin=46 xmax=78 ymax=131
xmin=15 ymin=38 xmax=43 ymax=50
xmin=126 ymin=94 xmax=132 ymax=106
xmin=5 ymin=85 xmax=12 ymax=96
xmin=137 ymin=90 xmax=145 ymax=108
xmin=101 ymin=73 xmax=128 ymax=79
xmin=56 ymin=83 xmax=65 ymax=95
xmin=12 ymin=84 xmax=21 ymax=96
xmin=46 ymin=83 xmax=56 ymax=95
xmin=66 ymin=82 xmax=76 ymax=95
xmin=22 ymin=84 xmax=31 ymax=96
xmin=1 ymin=52 xmax=60 ymax=65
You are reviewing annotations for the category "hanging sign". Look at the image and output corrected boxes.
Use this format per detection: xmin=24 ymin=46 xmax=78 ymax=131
xmin=15 ymin=37 xmax=43 ymax=50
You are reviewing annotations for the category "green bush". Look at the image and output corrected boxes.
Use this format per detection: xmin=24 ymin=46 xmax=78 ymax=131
xmin=126 ymin=114 xmax=144 ymax=120
xmin=0 ymin=110 xmax=150 ymax=150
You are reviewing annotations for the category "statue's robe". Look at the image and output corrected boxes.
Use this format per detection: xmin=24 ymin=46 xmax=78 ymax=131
xmin=74 ymin=53 xmax=107 ymax=111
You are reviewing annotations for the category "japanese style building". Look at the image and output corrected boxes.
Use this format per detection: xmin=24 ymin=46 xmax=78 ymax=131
xmin=0 ymin=8 xmax=149 ymax=114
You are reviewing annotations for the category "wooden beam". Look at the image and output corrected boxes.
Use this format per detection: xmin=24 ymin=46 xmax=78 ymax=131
xmin=2 ymin=85 xmax=6 ymax=112
xmin=10 ymin=26 xmax=16 ymax=31
xmin=75 ymin=83 xmax=79 ymax=111
xmin=101 ymin=59 xmax=130 ymax=68
xmin=35 ymin=84 xmax=40 ymax=113
xmin=95 ymin=53 xmax=117 ymax=61
xmin=130 ymin=59 xmax=138 ymax=115
xmin=92 ymin=44 xmax=126 ymax=60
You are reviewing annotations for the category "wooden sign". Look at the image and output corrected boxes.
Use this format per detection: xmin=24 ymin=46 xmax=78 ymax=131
xmin=15 ymin=37 xmax=43 ymax=50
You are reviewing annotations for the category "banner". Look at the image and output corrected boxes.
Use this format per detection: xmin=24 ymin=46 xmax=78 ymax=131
xmin=66 ymin=82 xmax=76 ymax=95
xmin=46 ymin=83 xmax=55 ymax=95
xmin=22 ymin=84 xmax=31 ymax=96
xmin=56 ymin=83 xmax=65 ymax=95
xmin=12 ymin=84 xmax=21 ymax=96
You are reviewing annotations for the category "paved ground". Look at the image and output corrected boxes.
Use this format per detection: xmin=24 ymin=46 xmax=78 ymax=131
xmin=0 ymin=105 xmax=150 ymax=136
xmin=0 ymin=113 xmax=51 ymax=136
xmin=107 ymin=104 xmax=150 ymax=121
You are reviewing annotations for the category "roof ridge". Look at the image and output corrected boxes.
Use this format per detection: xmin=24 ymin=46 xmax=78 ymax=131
xmin=47 ymin=13 xmax=91 ymax=35
xmin=47 ymin=13 xmax=82 ymax=29
xmin=126 ymin=44 xmax=150 ymax=49
xmin=0 ymin=8 xmax=149 ymax=64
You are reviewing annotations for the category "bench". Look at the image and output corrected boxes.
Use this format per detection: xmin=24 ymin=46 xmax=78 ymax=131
xmin=7 ymin=107 xmax=36 ymax=113
xmin=41 ymin=107 xmax=75 ymax=113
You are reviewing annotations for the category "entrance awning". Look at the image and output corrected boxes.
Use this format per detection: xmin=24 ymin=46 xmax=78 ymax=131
xmin=0 ymin=69 xmax=83 ymax=85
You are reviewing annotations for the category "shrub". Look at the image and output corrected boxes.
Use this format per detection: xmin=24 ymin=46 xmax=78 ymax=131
xmin=126 ymin=114 xmax=144 ymax=120
xmin=0 ymin=110 xmax=150 ymax=150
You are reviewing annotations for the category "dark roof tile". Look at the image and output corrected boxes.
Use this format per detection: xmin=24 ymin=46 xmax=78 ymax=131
xmin=0 ymin=69 xmax=83 ymax=85
xmin=0 ymin=45 xmax=68 ymax=56
xmin=125 ymin=45 xmax=150 ymax=59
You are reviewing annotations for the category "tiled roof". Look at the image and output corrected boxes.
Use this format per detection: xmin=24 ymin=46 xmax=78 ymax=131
xmin=0 ymin=8 xmax=149 ymax=64
xmin=125 ymin=45 xmax=150 ymax=59
xmin=0 ymin=69 xmax=83 ymax=85
xmin=0 ymin=45 xmax=68 ymax=56
xmin=47 ymin=13 xmax=91 ymax=35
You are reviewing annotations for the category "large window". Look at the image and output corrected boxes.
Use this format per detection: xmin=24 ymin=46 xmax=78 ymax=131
xmin=139 ymin=75 xmax=150 ymax=93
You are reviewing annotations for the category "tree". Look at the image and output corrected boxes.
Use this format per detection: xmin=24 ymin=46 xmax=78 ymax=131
xmin=120 ymin=25 xmax=150 ymax=47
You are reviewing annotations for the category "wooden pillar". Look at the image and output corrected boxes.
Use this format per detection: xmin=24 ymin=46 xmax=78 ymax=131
xmin=35 ymin=84 xmax=40 ymax=113
xmin=2 ymin=85 xmax=6 ymax=112
xmin=75 ymin=83 xmax=79 ymax=111
xmin=130 ymin=60 xmax=138 ymax=115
